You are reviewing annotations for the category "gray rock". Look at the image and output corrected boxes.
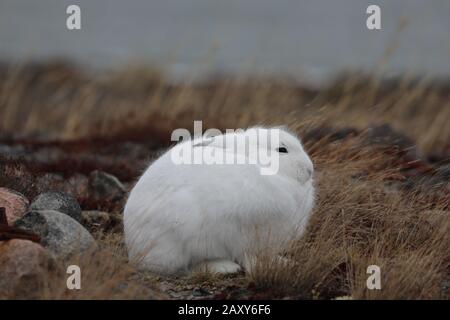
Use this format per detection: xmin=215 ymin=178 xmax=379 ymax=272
xmin=30 ymin=191 xmax=82 ymax=222
xmin=14 ymin=210 xmax=96 ymax=259
xmin=0 ymin=144 xmax=26 ymax=159
xmin=89 ymin=170 xmax=126 ymax=201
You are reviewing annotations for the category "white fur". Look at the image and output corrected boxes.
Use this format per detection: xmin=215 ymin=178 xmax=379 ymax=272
xmin=194 ymin=260 xmax=242 ymax=274
xmin=124 ymin=127 xmax=315 ymax=274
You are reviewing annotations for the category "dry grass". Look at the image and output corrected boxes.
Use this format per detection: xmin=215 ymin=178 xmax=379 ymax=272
xmin=249 ymin=138 xmax=449 ymax=299
xmin=1 ymin=63 xmax=449 ymax=152
xmin=0 ymin=62 xmax=449 ymax=299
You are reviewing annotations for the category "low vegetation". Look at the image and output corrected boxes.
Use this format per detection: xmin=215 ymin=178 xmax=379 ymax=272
xmin=0 ymin=62 xmax=448 ymax=299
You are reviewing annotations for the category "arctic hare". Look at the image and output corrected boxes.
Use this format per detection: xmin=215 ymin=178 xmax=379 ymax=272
xmin=124 ymin=127 xmax=315 ymax=274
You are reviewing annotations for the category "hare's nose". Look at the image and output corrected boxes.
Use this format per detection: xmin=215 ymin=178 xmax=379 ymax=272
xmin=306 ymin=168 xmax=313 ymax=179
xmin=298 ymin=167 xmax=313 ymax=184
xmin=304 ymin=168 xmax=313 ymax=182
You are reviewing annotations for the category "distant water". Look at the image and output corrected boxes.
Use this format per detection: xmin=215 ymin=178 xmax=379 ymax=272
xmin=1 ymin=0 xmax=450 ymax=85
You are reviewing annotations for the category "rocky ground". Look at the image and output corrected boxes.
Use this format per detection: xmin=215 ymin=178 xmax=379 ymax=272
xmin=0 ymin=122 xmax=449 ymax=299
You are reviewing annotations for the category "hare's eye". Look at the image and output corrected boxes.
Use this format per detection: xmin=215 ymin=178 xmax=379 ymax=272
xmin=276 ymin=147 xmax=288 ymax=153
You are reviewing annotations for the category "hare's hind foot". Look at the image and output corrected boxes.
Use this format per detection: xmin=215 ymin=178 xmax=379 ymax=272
xmin=193 ymin=259 xmax=242 ymax=274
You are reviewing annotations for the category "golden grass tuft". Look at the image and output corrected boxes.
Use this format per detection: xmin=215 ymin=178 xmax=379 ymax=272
xmin=249 ymin=138 xmax=449 ymax=299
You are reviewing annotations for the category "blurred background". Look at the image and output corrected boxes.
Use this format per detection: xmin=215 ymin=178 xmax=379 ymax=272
xmin=0 ymin=1 xmax=449 ymax=300
xmin=1 ymin=0 xmax=450 ymax=85
xmin=0 ymin=0 xmax=449 ymax=147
